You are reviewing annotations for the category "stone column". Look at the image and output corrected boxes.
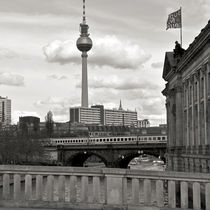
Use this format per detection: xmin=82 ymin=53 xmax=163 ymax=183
xmin=169 ymin=89 xmax=176 ymax=147
xmin=166 ymin=98 xmax=171 ymax=147
xmin=175 ymin=74 xmax=183 ymax=147
xmin=193 ymin=74 xmax=198 ymax=150
xmin=184 ymin=79 xmax=190 ymax=147
xmin=207 ymin=61 xmax=210 ymax=145
xmin=196 ymin=71 xmax=201 ymax=147
xmin=199 ymin=69 xmax=205 ymax=147
xmin=190 ymin=75 xmax=195 ymax=147
xmin=202 ymin=64 xmax=207 ymax=145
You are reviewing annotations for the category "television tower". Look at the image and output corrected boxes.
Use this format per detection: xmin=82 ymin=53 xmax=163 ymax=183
xmin=76 ymin=0 xmax=92 ymax=107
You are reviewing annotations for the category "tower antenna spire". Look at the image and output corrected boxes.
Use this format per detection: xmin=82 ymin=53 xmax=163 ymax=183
xmin=83 ymin=0 xmax=86 ymax=23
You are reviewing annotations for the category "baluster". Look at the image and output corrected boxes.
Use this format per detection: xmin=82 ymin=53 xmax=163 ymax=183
xmin=46 ymin=175 xmax=54 ymax=201
xmin=58 ymin=175 xmax=65 ymax=202
xmin=193 ymin=182 xmax=201 ymax=210
xmin=205 ymin=183 xmax=210 ymax=210
xmin=144 ymin=179 xmax=151 ymax=205
xmin=70 ymin=175 xmax=77 ymax=203
xmin=25 ymin=174 xmax=32 ymax=200
xmin=3 ymin=174 xmax=10 ymax=200
xmin=132 ymin=178 xmax=139 ymax=204
xmin=181 ymin=181 xmax=188 ymax=208
xmin=156 ymin=180 xmax=164 ymax=207
xmin=81 ymin=176 xmax=88 ymax=202
xmin=151 ymin=180 xmax=156 ymax=204
xmin=168 ymin=180 xmax=176 ymax=208
xmin=139 ymin=179 xmax=144 ymax=203
xmin=93 ymin=176 xmax=100 ymax=203
xmin=36 ymin=175 xmax=43 ymax=200
xmin=122 ymin=177 xmax=127 ymax=205
xmin=14 ymin=174 xmax=21 ymax=200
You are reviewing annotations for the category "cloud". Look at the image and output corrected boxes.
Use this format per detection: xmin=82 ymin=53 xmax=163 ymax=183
xmin=34 ymin=97 xmax=77 ymax=122
xmin=43 ymin=40 xmax=79 ymax=64
xmin=0 ymin=48 xmax=18 ymax=59
xmin=77 ymin=76 xmax=159 ymax=91
xmin=43 ymin=35 xmax=151 ymax=69
xmin=141 ymin=97 xmax=165 ymax=115
xmin=151 ymin=62 xmax=163 ymax=69
xmin=90 ymin=35 xmax=151 ymax=69
xmin=48 ymin=74 xmax=68 ymax=80
xmin=0 ymin=72 xmax=24 ymax=86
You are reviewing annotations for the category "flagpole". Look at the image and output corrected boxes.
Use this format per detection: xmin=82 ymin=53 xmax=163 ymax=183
xmin=180 ymin=7 xmax=182 ymax=47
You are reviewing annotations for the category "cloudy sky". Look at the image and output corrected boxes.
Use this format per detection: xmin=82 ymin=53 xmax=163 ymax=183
xmin=0 ymin=0 xmax=209 ymax=125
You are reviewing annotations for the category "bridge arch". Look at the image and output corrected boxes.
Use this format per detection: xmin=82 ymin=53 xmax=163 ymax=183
xmin=65 ymin=151 xmax=108 ymax=167
xmin=117 ymin=150 xmax=166 ymax=168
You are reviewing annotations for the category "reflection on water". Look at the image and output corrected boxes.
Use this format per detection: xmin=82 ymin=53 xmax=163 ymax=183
xmin=129 ymin=155 xmax=165 ymax=171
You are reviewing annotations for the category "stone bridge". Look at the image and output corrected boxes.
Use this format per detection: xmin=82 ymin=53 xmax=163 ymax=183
xmin=57 ymin=143 xmax=166 ymax=168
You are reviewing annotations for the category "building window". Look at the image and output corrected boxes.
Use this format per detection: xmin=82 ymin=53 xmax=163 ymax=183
xmin=200 ymin=77 xmax=204 ymax=99
xmin=194 ymin=81 xmax=198 ymax=101
xmin=184 ymin=89 xmax=187 ymax=107
xmin=189 ymin=85 xmax=192 ymax=105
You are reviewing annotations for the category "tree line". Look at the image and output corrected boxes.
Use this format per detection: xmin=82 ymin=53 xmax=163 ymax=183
xmin=0 ymin=111 xmax=54 ymax=165
xmin=0 ymin=129 xmax=47 ymax=164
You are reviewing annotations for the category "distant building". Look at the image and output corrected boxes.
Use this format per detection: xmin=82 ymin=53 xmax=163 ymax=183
xmin=159 ymin=124 xmax=167 ymax=128
xmin=104 ymin=108 xmax=137 ymax=126
xmin=137 ymin=119 xmax=150 ymax=128
xmin=88 ymin=125 xmax=130 ymax=137
xmin=130 ymin=125 xmax=167 ymax=136
xmin=19 ymin=116 xmax=40 ymax=135
xmin=0 ymin=96 xmax=11 ymax=127
xmin=70 ymin=107 xmax=101 ymax=125
xmin=162 ymin=20 xmax=210 ymax=172
xmin=70 ymin=102 xmax=137 ymax=126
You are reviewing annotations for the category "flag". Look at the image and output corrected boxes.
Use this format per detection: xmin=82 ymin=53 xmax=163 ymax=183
xmin=166 ymin=9 xmax=181 ymax=30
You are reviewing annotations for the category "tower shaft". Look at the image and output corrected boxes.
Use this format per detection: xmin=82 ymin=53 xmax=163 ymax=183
xmin=76 ymin=0 xmax=92 ymax=108
xmin=81 ymin=52 xmax=88 ymax=107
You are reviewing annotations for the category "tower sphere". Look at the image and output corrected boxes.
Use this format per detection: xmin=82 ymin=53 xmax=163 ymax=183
xmin=76 ymin=36 xmax=92 ymax=52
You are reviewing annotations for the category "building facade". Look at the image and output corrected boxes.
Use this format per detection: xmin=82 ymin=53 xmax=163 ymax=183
xmin=0 ymin=96 xmax=11 ymax=127
xmin=162 ymin=20 xmax=210 ymax=172
xmin=104 ymin=109 xmax=137 ymax=126
xmin=70 ymin=107 xmax=101 ymax=125
xmin=137 ymin=119 xmax=150 ymax=128
xmin=19 ymin=116 xmax=40 ymax=135
xmin=70 ymin=104 xmax=137 ymax=126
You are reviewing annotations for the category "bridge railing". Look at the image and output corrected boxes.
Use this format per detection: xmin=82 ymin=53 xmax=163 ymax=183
xmin=0 ymin=165 xmax=210 ymax=210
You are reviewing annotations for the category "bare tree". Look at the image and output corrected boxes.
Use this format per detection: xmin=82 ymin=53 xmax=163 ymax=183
xmin=45 ymin=111 xmax=54 ymax=137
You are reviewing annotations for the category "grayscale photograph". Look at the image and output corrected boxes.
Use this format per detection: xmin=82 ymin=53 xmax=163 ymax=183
xmin=0 ymin=0 xmax=209 ymax=209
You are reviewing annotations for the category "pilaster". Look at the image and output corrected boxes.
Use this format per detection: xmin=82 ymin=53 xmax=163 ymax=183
xmin=175 ymin=74 xmax=183 ymax=147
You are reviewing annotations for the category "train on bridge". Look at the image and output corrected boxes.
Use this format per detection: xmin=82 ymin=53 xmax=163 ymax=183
xmin=49 ymin=135 xmax=167 ymax=146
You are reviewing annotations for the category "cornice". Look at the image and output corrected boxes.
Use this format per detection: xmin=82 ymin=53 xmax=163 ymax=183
xmin=176 ymin=20 xmax=210 ymax=72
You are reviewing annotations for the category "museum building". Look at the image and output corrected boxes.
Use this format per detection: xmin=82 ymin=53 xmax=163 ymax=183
xmin=162 ymin=20 xmax=210 ymax=172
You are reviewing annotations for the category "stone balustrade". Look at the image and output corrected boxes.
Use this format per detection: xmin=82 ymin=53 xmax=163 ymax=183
xmin=0 ymin=165 xmax=210 ymax=210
